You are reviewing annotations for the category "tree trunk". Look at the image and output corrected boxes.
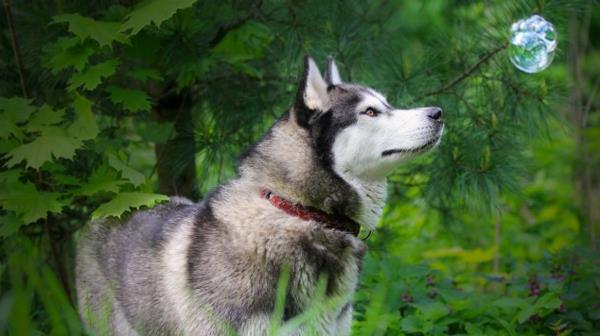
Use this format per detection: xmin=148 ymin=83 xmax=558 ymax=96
xmin=153 ymin=92 xmax=200 ymax=201
xmin=568 ymin=9 xmax=597 ymax=250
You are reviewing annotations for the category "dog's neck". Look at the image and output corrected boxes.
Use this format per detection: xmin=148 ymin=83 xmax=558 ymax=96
xmin=335 ymin=174 xmax=386 ymax=231
xmin=237 ymin=114 xmax=386 ymax=229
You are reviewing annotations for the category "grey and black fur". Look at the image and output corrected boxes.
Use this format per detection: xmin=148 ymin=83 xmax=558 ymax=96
xmin=76 ymin=56 xmax=444 ymax=335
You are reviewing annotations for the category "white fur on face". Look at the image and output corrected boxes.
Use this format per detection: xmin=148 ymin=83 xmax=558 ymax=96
xmin=332 ymin=91 xmax=443 ymax=181
xmin=330 ymin=91 xmax=442 ymax=229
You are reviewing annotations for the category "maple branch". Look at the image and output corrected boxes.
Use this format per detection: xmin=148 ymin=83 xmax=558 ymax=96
xmin=582 ymin=77 xmax=600 ymax=128
xmin=3 ymin=0 xmax=28 ymax=98
xmin=4 ymin=1 xmax=74 ymax=303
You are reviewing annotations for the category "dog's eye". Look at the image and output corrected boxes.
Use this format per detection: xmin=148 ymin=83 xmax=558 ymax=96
xmin=362 ymin=108 xmax=379 ymax=117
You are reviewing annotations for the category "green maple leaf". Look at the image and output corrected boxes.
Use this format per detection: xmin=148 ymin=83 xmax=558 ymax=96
xmin=137 ymin=120 xmax=173 ymax=143
xmin=92 ymin=192 xmax=169 ymax=219
xmin=27 ymin=104 xmax=66 ymax=132
xmin=107 ymin=154 xmax=145 ymax=186
xmin=211 ymin=21 xmax=273 ymax=78
xmin=6 ymin=128 xmax=83 ymax=169
xmin=0 ymin=182 xmax=66 ymax=224
xmin=76 ymin=166 xmax=125 ymax=196
xmin=43 ymin=37 xmax=95 ymax=73
xmin=0 ymin=212 xmax=24 ymax=238
xmin=0 ymin=169 xmax=22 ymax=187
xmin=120 ymin=0 xmax=198 ymax=35
xmin=52 ymin=172 xmax=81 ymax=186
xmin=68 ymin=94 xmax=99 ymax=141
xmin=53 ymin=13 xmax=128 ymax=48
xmin=0 ymin=120 xmax=23 ymax=141
xmin=106 ymin=86 xmax=151 ymax=112
xmin=0 ymin=139 xmax=19 ymax=154
xmin=128 ymin=68 xmax=163 ymax=82
xmin=0 ymin=96 xmax=36 ymax=123
xmin=68 ymin=60 xmax=120 ymax=91
xmin=212 ymin=21 xmax=273 ymax=63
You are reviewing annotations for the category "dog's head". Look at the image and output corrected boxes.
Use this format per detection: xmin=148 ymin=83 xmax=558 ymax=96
xmin=294 ymin=56 xmax=444 ymax=181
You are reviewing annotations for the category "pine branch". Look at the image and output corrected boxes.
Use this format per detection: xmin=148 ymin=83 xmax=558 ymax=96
xmin=414 ymin=42 xmax=508 ymax=101
xmin=481 ymin=75 xmax=546 ymax=103
xmin=208 ymin=0 xmax=263 ymax=48
xmin=3 ymin=0 xmax=28 ymax=98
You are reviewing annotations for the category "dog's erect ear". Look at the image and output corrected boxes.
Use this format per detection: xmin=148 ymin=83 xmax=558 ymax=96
xmin=324 ymin=56 xmax=342 ymax=85
xmin=294 ymin=56 xmax=330 ymax=127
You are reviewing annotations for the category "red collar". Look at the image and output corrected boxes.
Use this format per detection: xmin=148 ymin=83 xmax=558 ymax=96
xmin=259 ymin=188 xmax=360 ymax=236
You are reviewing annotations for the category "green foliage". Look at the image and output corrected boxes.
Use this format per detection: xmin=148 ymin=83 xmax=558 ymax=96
xmin=120 ymin=0 xmax=199 ymax=35
xmin=7 ymin=131 xmax=83 ymax=169
xmin=0 ymin=97 xmax=36 ymax=123
xmin=353 ymin=249 xmax=600 ymax=335
xmin=91 ymin=192 xmax=169 ymax=219
xmin=52 ymin=14 xmax=128 ymax=47
xmin=0 ymin=181 xmax=65 ymax=224
xmin=212 ymin=21 xmax=274 ymax=77
xmin=2 ymin=237 xmax=83 ymax=335
xmin=27 ymin=105 xmax=65 ymax=131
xmin=42 ymin=37 xmax=96 ymax=73
xmin=107 ymin=154 xmax=146 ymax=186
xmin=136 ymin=120 xmax=173 ymax=143
xmin=0 ymin=96 xmax=91 ymax=169
xmin=76 ymin=166 xmax=125 ymax=196
xmin=106 ymin=86 xmax=152 ymax=112
xmin=1 ymin=0 xmax=598 ymax=334
xmin=69 ymin=94 xmax=100 ymax=141
xmin=67 ymin=60 xmax=119 ymax=91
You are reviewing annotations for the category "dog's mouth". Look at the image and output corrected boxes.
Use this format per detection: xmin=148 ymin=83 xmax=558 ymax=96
xmin=381 ymin=130 xmax=443 ymax=157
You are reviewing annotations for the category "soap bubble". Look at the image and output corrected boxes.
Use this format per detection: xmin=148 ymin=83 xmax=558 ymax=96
xmin=509 ymin=15 xmax=557 ymax=73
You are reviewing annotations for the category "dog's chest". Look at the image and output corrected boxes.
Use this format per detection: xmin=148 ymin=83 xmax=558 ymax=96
xmin=284 ymin=230 xmax=365 ymax=333
xmin=213 ymin=190 xmax=366 ymax=334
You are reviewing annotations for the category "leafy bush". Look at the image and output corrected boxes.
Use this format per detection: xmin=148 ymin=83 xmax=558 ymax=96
xmin=353 ymin=249 xmax=600 ymax=335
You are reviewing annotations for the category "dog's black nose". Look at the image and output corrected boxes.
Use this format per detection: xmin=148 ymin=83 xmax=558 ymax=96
xmin=427 ymin=107 xmax=443 ymax=121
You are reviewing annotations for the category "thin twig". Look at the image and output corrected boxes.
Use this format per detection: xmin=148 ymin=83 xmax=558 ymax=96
xmin=414 ymin=42 xmax=508 ymax=101
xmin=44 ymin=218 xmax=73 ymax=306
xmin=493 ymin=212 xmax=501 ymax=273
xmin=5 ymin=0 xmax=75 ymax=304
xmin=3 ymin=0 xmax=28 ymax=98
xmin=208 ymin=0 xmax=263 ymax=48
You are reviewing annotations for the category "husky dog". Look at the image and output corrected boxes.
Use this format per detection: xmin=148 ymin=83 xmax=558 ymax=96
xmin=76 ymin=56 xmax=443 ymax=335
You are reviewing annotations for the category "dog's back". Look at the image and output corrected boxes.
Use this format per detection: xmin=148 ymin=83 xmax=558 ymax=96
xmin=76 ymin=197 xmax=201 ymax=335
